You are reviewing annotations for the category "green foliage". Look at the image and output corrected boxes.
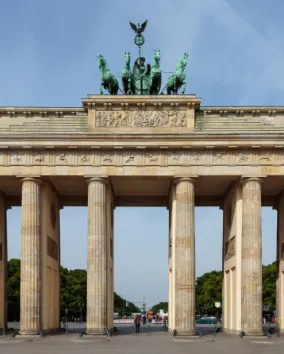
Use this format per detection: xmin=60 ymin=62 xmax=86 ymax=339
xmin=262 ymin=262 xmax=276 ymax=309
xmin=7 ymin=258 xmax=20 ymax=321
xmin=60 ymin=267 xmax=87 ymax=317
xmin=114 ymin=292 xmax=140 ymax=315
xmin=195 ymin=270 xmax=222 ymax=315
xmin=6 ymin=259 xmax=278 ymax=320
xmin=6 ymin=259 xmax=140 ymax=320
xmin=150 ymin=302 xmax=168 ymax=314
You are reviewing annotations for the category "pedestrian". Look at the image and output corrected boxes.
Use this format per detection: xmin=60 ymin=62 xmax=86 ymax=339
xmin=134 ymin=315 xmax=141 ymax=334
xmin=143 ymin=315 xmax=146 ymax=325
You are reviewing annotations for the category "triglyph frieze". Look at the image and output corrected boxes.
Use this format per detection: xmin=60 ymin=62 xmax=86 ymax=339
xmin=95 ymin=110 xmax=187 ymax=127
xmin=0 ymin=149 xmax=284 ymax=167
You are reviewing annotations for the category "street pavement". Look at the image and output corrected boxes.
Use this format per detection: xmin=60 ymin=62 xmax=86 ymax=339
xmin=0 ymin=323 xmax=283 ymax=354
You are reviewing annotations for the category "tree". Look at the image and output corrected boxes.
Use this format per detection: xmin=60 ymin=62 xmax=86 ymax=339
xmin=6 ymin=259 xmax=140 ymax=321
xmin=150 ymin=302 xmax=168 ymax=314
xmin=7 ymin=258 xmax=20 ymax=321
xmin=114 ymin=292 xmax=140 ymax=315
xmin=60 ymin=267 xmax=87 ymax=318
xmin=195 ymin=270 xmax=222 ymax=315
xmin=262 ymin=262 xmax=276 ymax=309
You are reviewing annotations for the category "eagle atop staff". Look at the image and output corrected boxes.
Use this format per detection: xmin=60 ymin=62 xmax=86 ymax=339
xmin=129 ymin=20 xmax=148 ymax=35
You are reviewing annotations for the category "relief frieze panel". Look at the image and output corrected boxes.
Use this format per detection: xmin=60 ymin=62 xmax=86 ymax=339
xmin=95 ymin=110 xmax=187 ymax=128
xmin=3 ymin=149 xmax=284 ymax=167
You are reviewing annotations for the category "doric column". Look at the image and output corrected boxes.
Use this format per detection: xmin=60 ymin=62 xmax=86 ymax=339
xmin=174 ymin=177 xmax=196 ymax=336
xmin=276 ymin=192 xmax=284 ymax=333
xmin=19 ymin=177 xmax=42 ymax=335
xmin=86 ymin=177 xmax=108 ymax=335
xmin=241 ymin=177 xmax=263 ymax=336
xmin=0 ymin=192 xmax=8 ymax=334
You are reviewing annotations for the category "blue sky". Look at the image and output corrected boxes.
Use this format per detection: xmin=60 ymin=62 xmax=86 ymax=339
xmin=1 ymin=0 xmax=282 ymax=307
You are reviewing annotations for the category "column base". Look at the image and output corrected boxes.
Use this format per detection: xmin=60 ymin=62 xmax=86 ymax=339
xmin=85 ymin=328 xmax=106 ymax=336
xmin=244 ymin=330 xmax=263 ymax=337
xmin=18 ymin=329 xmax=40 ymax=336
xmin=175 ymin=330 xmax=197 ymax=337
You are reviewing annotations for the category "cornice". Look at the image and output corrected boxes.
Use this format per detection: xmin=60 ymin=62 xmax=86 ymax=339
xmin=82 ymin=94 xmax=202 ymax=110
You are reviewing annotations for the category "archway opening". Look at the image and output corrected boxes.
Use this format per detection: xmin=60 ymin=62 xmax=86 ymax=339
xmin=114 ymin=207 xmax=168 ymax=332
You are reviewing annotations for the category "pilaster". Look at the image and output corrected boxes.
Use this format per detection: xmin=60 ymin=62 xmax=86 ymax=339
xmin=241 ymin=177 xmax=263 ymax=336
xmin=86 ymin=177 xmax=108 ymax=335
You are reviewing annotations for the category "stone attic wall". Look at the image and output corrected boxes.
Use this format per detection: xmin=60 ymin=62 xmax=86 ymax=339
xmin=196 ymin=108 xmax=284 ymax=133
xmin=2 ymin=106 xmax=284 ymax=134
xmin=0 ymin=108 xmax=88 ymax=134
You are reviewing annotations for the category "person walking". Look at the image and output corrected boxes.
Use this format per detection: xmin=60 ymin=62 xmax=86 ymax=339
xmin=134 ymin=315 xmax=141 ymax=334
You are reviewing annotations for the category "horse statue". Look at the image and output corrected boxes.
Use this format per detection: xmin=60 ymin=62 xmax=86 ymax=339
xmin=149 ymin=50 xmax=162 ymax=95
xmin=98 ymin=55 xmax=119 ymax=95
xmin=122 ymin=52 xmax=133 ymax=95
xmin=166 ymin=53 xmax=189 ymax=95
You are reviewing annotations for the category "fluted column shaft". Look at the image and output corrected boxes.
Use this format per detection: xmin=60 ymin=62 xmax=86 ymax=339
xmin=174 ymin=177 xmax=196 ymax=336
xmin=276 ymin=193 xmax=284 ymax=333
xmin=241 ymin=177 xmax=262 ymax=336
xmin=86 ymin=177 xmax=107 ymax=334
xmin=20 ymin=177 xmax=42 ymax=335
xmin=0 ymin=193 xmax=8 ymax=333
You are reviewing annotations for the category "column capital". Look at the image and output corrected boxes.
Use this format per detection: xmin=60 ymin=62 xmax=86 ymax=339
xmin=240 ymin=177 xmax=264 ymax=185
xmin=85 ymin=176 xmax=108 ymax=185
xmin=173 ymin=176 xmax=198 ymax=185
xmin=19 ymin=177 xmax=43 ymax=185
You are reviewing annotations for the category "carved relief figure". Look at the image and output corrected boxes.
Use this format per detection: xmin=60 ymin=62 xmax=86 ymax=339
xmin=59 ymin=153 xmax=67 ymax=162
xmin=81 ymin=153 xmax=90 ymax=163
xmin=13 ymin=153 xmax=22 ymax=163
xmin=146 ymin=153 xmax=158 ymax=164
xmin=95 ymin=110 xmax=187 ymax=128
xmin=260 ymin=152 xmax=271 ymax=161
xmin=124 ymin=153 xmax=135 ymax=164
xmin=35 ymin=153 xmax=44 ymax=162
xmin=102 ymin=153 xmax=112 ymax=163
xmin=238 ymin=152 xmax=249 ymax=163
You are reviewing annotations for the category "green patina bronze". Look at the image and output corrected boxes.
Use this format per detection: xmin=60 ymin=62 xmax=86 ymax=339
xmin=98 ymin=21 xmax=188 ymax=95
xmin=98 ymin=55 xmax=119 ymax=95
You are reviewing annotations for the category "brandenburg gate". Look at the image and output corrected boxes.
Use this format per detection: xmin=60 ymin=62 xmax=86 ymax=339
xmin=0 ymin=94 xmax=284 ymax=336
xmin=0 ymin=21 xmax=284 ymax=338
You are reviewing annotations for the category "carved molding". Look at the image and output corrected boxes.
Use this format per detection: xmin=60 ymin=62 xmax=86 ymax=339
xmin=95 ymin=110 xmax=187 ymax=127
xmin=0 ymin=148 xmax=283 ymax=166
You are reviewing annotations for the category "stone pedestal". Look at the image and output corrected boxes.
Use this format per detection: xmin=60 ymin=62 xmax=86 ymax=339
xmin=0 ymin=192 xmax=8 ymax=334
xmin=276 ymin=192 xmax=284 ymax=333
xmin=19 ymin=177 xmax=42 ymax=335
xmin=173 ymin=177 xmax=196 ymax=336
xmin=241 ymin=177 xmax=263 ymax=336
xmin=86 ymin=177 xmax=108 ymax=335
